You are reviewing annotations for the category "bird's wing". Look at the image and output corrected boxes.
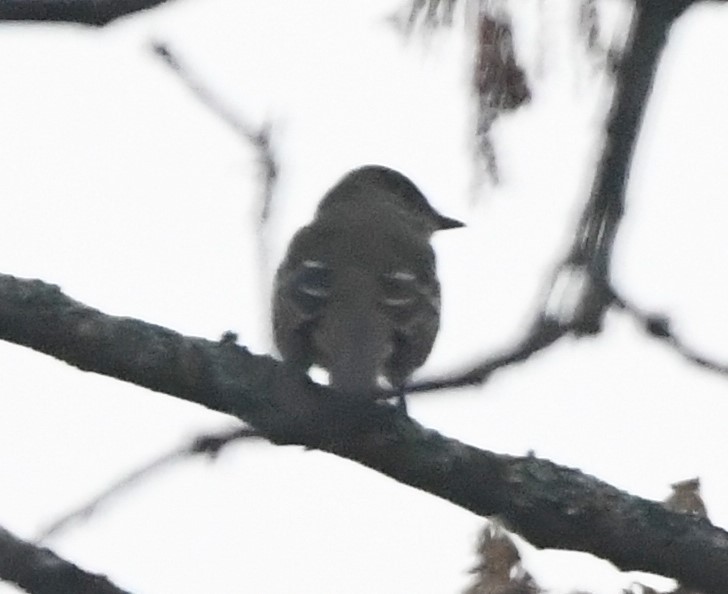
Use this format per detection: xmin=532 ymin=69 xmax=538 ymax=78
xmin=272 ymin=227 xmax=333 ymax=366
xmin=379 ymin=248 xmax=441 ymax=386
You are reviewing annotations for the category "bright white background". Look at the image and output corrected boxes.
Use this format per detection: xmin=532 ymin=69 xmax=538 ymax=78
xmin=1 ymin=0 xmax=728 ymax=592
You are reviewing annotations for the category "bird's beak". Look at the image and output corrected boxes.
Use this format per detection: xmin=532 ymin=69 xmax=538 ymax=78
xmin=436 ymin=214 xmax=465 ymax=230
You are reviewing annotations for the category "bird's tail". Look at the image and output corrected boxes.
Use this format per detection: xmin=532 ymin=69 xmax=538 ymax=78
xmin=315 ymin=270 xmax=390 ymax=399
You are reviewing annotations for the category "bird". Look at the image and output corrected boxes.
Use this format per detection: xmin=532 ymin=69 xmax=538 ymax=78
xmin=272 ymin=164 xmax=463 ymax=411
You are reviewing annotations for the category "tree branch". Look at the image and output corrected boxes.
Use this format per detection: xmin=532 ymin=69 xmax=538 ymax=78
xmin=2 ymin=273 xmax=728 ymax=591
xmin=152 ymin=41 xmax=279 ymax=335
xmin=151 ymin=41 xmax=279 ymax=224
xmin=0 ymin=523 xmax=132 ymax=594
xmin=404 ymin=316 xmax=566 ymax=394
xmin=561 ymin=0 xmax=691 ymax=335
xmin=0 ymin=0 xmax=178 ymax=26
xmin=36 ymin=426 xmax=261 ymax=542
xmin=614 ymin=293 xmax=728 ymax=376
xmin=399 ymin=0 xmax=728 ymax=399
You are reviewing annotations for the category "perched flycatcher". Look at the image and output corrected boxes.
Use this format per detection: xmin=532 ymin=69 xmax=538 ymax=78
xmin=272 ymin=165 xmax=463 ymax=410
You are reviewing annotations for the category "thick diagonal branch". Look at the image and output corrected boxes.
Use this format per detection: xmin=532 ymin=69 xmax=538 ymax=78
xmin=0 ymin=524 xmax=132 ymax=594
xmin=2 ymin=273 xmax=728 ymax=592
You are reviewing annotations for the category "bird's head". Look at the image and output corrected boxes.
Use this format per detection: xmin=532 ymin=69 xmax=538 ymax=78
xmin=317 ymin=165 xmax=464 ymax=235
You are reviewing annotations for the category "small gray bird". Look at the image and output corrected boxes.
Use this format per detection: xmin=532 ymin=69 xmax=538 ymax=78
xmin=272 ymin=165 xmax=463 ymax=410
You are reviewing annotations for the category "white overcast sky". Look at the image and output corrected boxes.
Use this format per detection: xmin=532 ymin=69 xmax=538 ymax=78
xmin=1 ymin=1 xmax=728 ymax=593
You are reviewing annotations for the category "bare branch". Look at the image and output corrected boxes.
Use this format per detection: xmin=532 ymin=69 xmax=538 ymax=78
xmin=615 ymin=294 xmax=728 ymax=377
xmin=151 ymin=42 xmax=279 ymax=228
xmin=36 ymin=426 xmax=261 ymax=542
xmin=0 ymin=0 xmax=177 ymax=26
xmin=396 ymin=0 xmax=720 ymax=399
xmin=376 ymin=0 xmax=666 ymax=402
xmin=151 ymin=41 xmax=279 ymax=334
xmin=560 ymin=0 xmax=682 ymax=333
xmin=0 ymin=524 xmax=132 ymax=594
xmin=2 ymin=273 xmax=728 ymax=591
xmin=404 ymin=316 xmax=566 ymax=394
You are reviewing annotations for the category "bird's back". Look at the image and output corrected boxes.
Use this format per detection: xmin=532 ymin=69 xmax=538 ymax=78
xmin=272 ymin=197 xmax=442 ymax=396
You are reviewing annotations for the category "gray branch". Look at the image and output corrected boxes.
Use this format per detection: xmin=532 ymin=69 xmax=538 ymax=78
xmin=0 ymin=524 xmax=132 ymax=594
xmin=1 ymin=273 xmax=728 ymax=592
xmin=0 ymin=0 xmax=178 ymax=26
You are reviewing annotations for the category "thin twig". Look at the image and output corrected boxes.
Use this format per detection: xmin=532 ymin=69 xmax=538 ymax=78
xmin=151 ymin=41 xmax=279 ymax=343
xmin=151 ymin=41 xmax=279 ymax=228
xmin=152 ymin=42 xmax=257 ymax=140
xmin=36 ymin=426 xmax=261 ymax=542
xmin=404 ymin=316 xmax=566 ymax=395
xmin=614 ymin=293 xmax=728 ymax=377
